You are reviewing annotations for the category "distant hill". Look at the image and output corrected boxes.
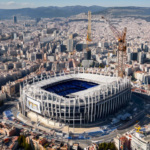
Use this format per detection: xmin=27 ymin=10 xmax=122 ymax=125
xmin=1 ymin=6 xmax=150 ymax=20
xmin=0 ymin=5 xmax=106 ymax=19
xmin=93 ymin=7 xmax=150 ymax=17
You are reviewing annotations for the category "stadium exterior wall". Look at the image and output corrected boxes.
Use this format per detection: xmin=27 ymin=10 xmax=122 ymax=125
xmin=20 ymin=68 xmax=131 ymax=127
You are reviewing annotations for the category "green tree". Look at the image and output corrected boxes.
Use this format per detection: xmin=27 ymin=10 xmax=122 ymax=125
xmin=99 ymin=63 xmax=105 ymax=68
xmin=78 ymin=63 xmax=82 ymax=67
xmin=131 ymin=73 xmax=136 ymax=81
xmin=18 ymin=135 xmax=32 ymax=150
xmin=98 ymin=142 xmax=117 ymax=150
xmin=18 ymin=136 xmax=21 ymax=146
xmin=23 ymin=135 xmax=26 ymax=147
xmin=25 ymin=143 xmax=32 ymax=150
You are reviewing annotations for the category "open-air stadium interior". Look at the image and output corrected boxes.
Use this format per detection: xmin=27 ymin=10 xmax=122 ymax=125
xmin=20 ymin=68 xmax=131 ymax=127
xmin=42 ymin=80 xmax=98 ymax=98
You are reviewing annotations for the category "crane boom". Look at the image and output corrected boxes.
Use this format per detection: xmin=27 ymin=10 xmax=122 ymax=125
xmin=86 ymin=11 xmax=92 ymax=51
xmin=102 ymin=16 xmax=122 ymax=41
xmin=101 ymin=16 xmax=127 ymax=78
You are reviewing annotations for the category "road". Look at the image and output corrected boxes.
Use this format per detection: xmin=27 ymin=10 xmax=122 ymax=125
xmin=68 ymin=94 xmax=147 ymax=148
xmin=67 ymin=122 xmax=137 ymax=148
xmin=0 ymin=94 xmax=147 ymax=148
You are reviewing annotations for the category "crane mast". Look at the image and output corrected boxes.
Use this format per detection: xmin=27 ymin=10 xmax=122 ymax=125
xmin=118 ymin=27 xmax=127 ymax=78
xmin=86 ymin=11 xmax=92 ymax=51
xmin=101 ymin=16 xmax=127 ymax=78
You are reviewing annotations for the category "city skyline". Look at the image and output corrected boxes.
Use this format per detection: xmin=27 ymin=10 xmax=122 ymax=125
xmin=0 ymin=0 xmax=150 ymax=149
xmin=0 ymin=0 xmax=150 ymax=9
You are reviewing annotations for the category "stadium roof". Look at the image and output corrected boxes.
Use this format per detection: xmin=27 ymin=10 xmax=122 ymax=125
xmin=32 ymin=73 xmax=119 ymax=97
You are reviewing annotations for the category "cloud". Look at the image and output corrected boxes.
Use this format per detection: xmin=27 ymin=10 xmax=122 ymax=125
xmin=22 ymin=3 xmax=30 ymax=5
xmin=0 ymin=1 xmax=34 ymax=9
xmin=7 ymin=1 xmax=16 ymax=5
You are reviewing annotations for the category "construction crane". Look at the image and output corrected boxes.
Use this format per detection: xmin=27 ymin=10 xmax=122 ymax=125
xmin=35 ymin=62 xmax=45 ymax=74
xmin=101 ymin=16 xmax=127 ymax=78
xmin=135 ymin=125 xmax=143 ymax=134
xmin=86 ymin=11 xmax=92 ymax=51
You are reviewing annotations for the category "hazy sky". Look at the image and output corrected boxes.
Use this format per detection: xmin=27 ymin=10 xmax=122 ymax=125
xmin=0 ymin=0 xmax=150 ymax=9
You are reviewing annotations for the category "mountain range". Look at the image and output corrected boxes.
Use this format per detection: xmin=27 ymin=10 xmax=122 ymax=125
xmin=93 ymin=7 xmax=150 ymax=16
xmin=0 ymin=6 xmax=150 ymax=20
xmin=0 ymin=5 xmax=106 ymax=19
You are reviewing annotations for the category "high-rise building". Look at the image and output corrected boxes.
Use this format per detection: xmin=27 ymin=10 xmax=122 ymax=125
xmin=13 ymin=16 xmax=17 ymax=23
xmin=53 ymin=30 xmax=57 ymax=37
xmin=132 ymin=52 xmax=138 ymax=61
xmin=141 ymin=43 xmax=144 ymax=50
xmin=84 ymin=50 xmax=91 ymax=60
xmin=145 ymin=45 xmax=149 ymax=52
xmin=11 ymin=32 xmax=17 ymax=40
xmin=138 ymin=52 xmax=145 ymax=64
xmin=127 ymin=53 xmax=133 ymax=62
xmin=69 ymin=34 xmax=73 ymax=39
xmin=36 ymin=18 xmax=41 ymax=23
xmin=67 ymin=39 xmax=73 ymax=52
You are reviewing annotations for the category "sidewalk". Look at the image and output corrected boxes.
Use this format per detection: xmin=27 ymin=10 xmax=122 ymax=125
xmin=17 ymin=113 xmax=52 ymax=133
xmin=17 ymin=112 xmax=103 ymax=134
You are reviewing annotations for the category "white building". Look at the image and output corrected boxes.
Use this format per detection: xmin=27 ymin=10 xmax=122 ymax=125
xmin=114 ymin=132 xmax=150 ymax=150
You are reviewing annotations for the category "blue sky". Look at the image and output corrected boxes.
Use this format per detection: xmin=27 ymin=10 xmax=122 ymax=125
xmin=0 ymin=0 xmax=150 ymax=9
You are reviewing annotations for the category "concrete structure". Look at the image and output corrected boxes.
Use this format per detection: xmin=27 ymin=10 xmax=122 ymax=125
xmin=82 ymin=59 xmax=93 ymax=68
xmin=32 ymin=136 xmax=47 ymax=150
xmin=85 ymin=143 xmax=97 ymax=150
xmin=31 ymin=134 xmax=68 ymax=150
xmin=114 ymin=132 xmax=150 ymax=150
xmin=67 ymin=39 xmax=73 ymax=52
xmin=0 ymin=91 xmax=6 ymax=101
xmin=84 ymin=50 xmax=91 ymax=60
xmin=20 ymin=68 xmax=131 ymax=128
xmin=1 ymin=136 xmax=19 ymax=150
xmin=0 ymin=123 xmax=16 ymax=136
xmin=130 ymin=133 xmax=150 ymax=150
xmin=2 ymin=81 xmax=20 ymax=97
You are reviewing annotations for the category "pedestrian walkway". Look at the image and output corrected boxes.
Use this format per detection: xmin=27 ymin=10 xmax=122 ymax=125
xmin=17 ymin=113 xmax=51 ymax=132
xmin=17 ymin=112 xmax=104 ymax=134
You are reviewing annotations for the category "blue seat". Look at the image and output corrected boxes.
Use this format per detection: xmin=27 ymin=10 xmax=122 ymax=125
xmin=44 ymin=80 xmax=98 ymax=97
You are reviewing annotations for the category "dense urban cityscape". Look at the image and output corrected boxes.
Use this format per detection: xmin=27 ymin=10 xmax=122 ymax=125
xmin=0 ymin=1 xmax=150 ymax=149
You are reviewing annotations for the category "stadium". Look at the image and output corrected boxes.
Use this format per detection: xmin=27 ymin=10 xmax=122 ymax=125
xmin=20 ymin=68 xmax=131 ymax=127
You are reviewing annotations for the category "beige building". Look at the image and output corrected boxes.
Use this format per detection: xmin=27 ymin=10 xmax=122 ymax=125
xmin=0 ymin=123 xmax=16 ymax=137
xmin=0 ymin=91 xmax=6 ymax=102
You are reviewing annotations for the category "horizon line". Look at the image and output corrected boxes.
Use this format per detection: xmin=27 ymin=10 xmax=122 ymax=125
xmin=0 ymin=5 xmax=150 ymax=10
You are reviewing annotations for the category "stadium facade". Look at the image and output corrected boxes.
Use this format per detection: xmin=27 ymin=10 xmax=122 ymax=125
xmin=20 ymin=68 xmax=131 ymax=127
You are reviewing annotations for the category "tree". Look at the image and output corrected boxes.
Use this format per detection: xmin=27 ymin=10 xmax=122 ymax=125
xmin=131 ymin=72 xmax=136 ymax=81
xmin=99 ymin=63 xmax=105 ymax=68
xmin=78 ymin=63 xmax=82 ymax=67
xmin=98 ymin=142 xmax=117 ymax=150
xmin=23 ymin=135 xmax=26 ymax=147
xmin=25 ymin=143 xmax=32 ymax=150
xmin=18 ymin=136 xmax=21 ymax=146
xmin=18 ymin=135 xmax=32 ymax=150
